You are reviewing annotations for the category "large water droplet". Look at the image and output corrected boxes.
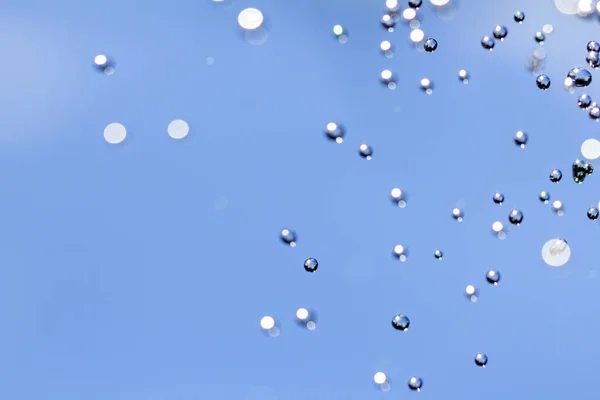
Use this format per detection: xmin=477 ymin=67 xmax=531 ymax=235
xmin=392 ymin=314 xmax=410 ymax=331
xmin=408 ymin=376 xmax=423 ymax=391
xmin=238 ymin=8 xmax=264 ymax=30
xmin=539 ymin=191 xmax=550 ymax=203
xmin=586 ymin=51 xmax=599 ymax=69
xmin=493 ymin=25 xmax=508 ymax=40
xmin=573 ymin=159 xmax=590 ymax=183
xmin=475 ymin=353 xmax=488 ymax=367
xmin=550 ymin=169 xmax=563 ymax=183
xmin=508 ymin=209 xmax=524 ymax=225
xmin=567 ymin=67 xmax=592 ymax=87
xmin=588 ymin=41 xmax=600 ymax=52
xmin=103 ymin=122 xmax=126 ymax=144
xmin=303 ymin=258 xmax=318 ymax=272
xmin=536 ymin=74 xmax=551 ymax=90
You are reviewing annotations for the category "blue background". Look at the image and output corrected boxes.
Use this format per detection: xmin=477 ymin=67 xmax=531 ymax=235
xmin=0 ymin=0 xmax=599 ymax=398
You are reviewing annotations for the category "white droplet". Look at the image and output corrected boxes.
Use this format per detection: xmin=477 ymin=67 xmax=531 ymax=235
xmin=168 ymin=119 xmax=190 ymax=140
xmin=296 ymin=308 xmax=309 ymax=320
xmin=410 ymin=29 xmax=425 ymax=43
xmin=94 ymin=54 xmax=108 ymax=66
xmin=103 ymin=123 xmax=126 ymax=144
xmin=581 ymin=138 xmax=600 ymax=160
xmin=542 ymin=238 xmax=571 ymax=267
xmin=374 ymin=372 xmax=387 ymax=384
xmin=238 ymin=8 xmax=264 ymax=30
xmin=260 ymin=316 xmax=275 ymax=330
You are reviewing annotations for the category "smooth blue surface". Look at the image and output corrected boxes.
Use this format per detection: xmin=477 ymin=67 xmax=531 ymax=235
xmin=0 ymin=0 xmax=599 ymax=399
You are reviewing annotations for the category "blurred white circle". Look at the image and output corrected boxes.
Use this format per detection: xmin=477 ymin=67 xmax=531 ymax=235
xmin=581 ymin=138 xmax=600 ymax=159
xmin=168 ymin=119 xmax=190 ymax=139
xmin=374 ymin=372 xmax=387 ymax=384
xmin=238 ymin=8 xmax=264 ymax=30
xmin=104 ymin=123 xmax=126 ymax=144
xmin=260 ymin=316 xmax=275 ymax=330
xmin=410 ymin=29 xmax=424 ymax=43
xmin=542 ymin=238 xmax=571 ymax=267
xmin=296 ymin=308 xmax=309 ymax=320
xmin=555 ymin=0 xmax=579 ymax=14
xmin=94 ymin=54 xmax=107 ymax=66
xmin=430 ymin=0 xmax=449 ymax=5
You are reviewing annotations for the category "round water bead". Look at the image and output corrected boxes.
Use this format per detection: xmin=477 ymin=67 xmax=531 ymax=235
xmin=390 ymin=188 xmax=406 ymax=207
xmin=493 ymin=25 xmax=508 ymax=40
xmin=386 ymin=0 xmax=399 ymax=11
xmin=549 ymin=169 xmax=562 ymax=183
xmin=333 ymin=25 xmax=348 ymax=43
xmin=458 ymin=69 xmax=469 ymax=83
xmin=536 ymin=74 xmax=551 ymax=90
xmin=539 ymin=191 xmax=550 ymax=203
xmin=380 ymin=40 xmax=393 ymax=55
xmin=434 ymin=249 xmax=443 ymax=259
xmin=374 ymin=372 xmax=387 ymax=385
xmin=493 ymin=192 xmax=504 ymax=204
xmin=304 ymin=258 xmax=318 ymax=272
xmin=408 ymin=376 xmax=423 ymax=391
xmin=552 ymin=200 xmax=564 ymax=216
xmin=424 ymin=38 xmax=438 ymax=52
xmin=381 ymin=69 xmax=397 ymax=90
xmin=359 ymin=144 xmax=373 ymax=160
xmin=420 ymin=78 xmax=434 ymax=94
xmin=481 ymin=35 xmax=495 ymax=50
xmin=491 ymin=221 xmax=506 ymax=240
xmin=586 ymin=52 xmax=599 ymax=69
xmin=541 ymin=238 xmax=570 ymax=267
xmin=381 ymin=14 xmax=396 ymax=31
xmin=567 ymin=67 xmax=592 ymax=87
xmin=280 ymin=229 xmax=297 ymax=247
xmin=588 ymin=41 xmax=600 ymax=52
xmin=392 ymin=314 xmax=410 ymax=331
xmin=535 ymin=31 xmax=545 ymax=43
xmin=590 ymin=106 xmax=600 ymax=121
xmin=579 ymin=93 xmax=593 ymax=109
xmin=486 ymin=270 xmax=501 ymax=285
xmin=325 ymin=122 xmax=345 ymax=143
xmin=508 ymin=209 xmax=523 ymax=225
xmin=103 ymin=122 xmax=126 ymax=144
xmin=475 ymin=353 xmax=488 ymax=367
xmin=452 ymin=208 xmax=464 ymax=222
xmin=581 ymin=138 xmax=600 ymax=160
xmin=514 ymin=10 xmax=525 ymax=23
xmin=588 ymin=207 xmax=599 ymax=220
xmin=393 ymin=244 xmax=408 ymax=262
xmin=514 ymin=130 xmax=528 ymax=147
xmin=167 ymin=119 xmax=189 ymax=139
xmin=408 ymin=0 xmax=422 ymax=8
xmin=238 ymin=8 xmax=264 ymax=30
xmin=465 ymin=285 xmax=479 ymax=302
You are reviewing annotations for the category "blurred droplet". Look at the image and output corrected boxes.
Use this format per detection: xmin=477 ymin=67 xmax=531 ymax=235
xmin=514 ymin=10 xmax=525 ymax=23
xmin=555 ymin=0 xmax=579 ymax=15
xmin=493 ymin=25 xmax=508 ymax=40
xmin=386 ymin=0 xmax=400 ymax=11
xmin=381 ymin=69 xmax=397 ymax=90
xmin=587 ymin=207 xmax=599 ymax=220
xmin=424 ymin=38 xmax=438 ymax=52
xmin=486 ymin=270 xmax=501 ymax=285
xmin=325 ymin=122 xmax=345 ymax=143
xmin=94 ymin=54 xmax=116 ymax=75
xmin=475 ymin=353 xmax=488 ymax=367
xmin=408 ymin=376 xmax=423 ymax=391
xmin=410 ymin=28 xmax=425 ymax=43
xmin=393 ymin=244 xmax=408 ymax=262
xmin=206 ymin=56 xmax=215 ymax=65
xmin=508 ymin=209 xmax=523 ymax=225
xmin=564 ymin=77 xmax=575 ymax=93
xmin=458 ymin=69 xmax=469 ymax=83
xmin=535 ymin=31 xmax=546 ymax=43
xmin=581 ymin=138 xmax=600 ymax=159
xmin=382 ymin=14 xmax=396 ymax=31
xmin=392 ymin=314 xmax=410 ymax=331
xmin=550 ymin=169 xmax=563 ymax=183
xmin=434 ymin=249 xmax=443 ymax=259
xmin=403 ymin=8 xmax=417 ymax=21
xmin=420 ymin=78 xmax=434 ymax=94
xmin=539 ymin=191 xmax=550 ymax=203
xmin=238 ymin=8 xmax=264 ymax=30
xmin=409 ymin=19 xmax=421 ymax=29
xmin=390 ymin=188 xmax=407 ymax=208
xmin=304 ymin=258 xmax=318 ymax=272
xmin=481 ymin=36 xmax=495 ymax=50
xmin=542 ymin=24 xmax=554 ymax=34
xmin=578 ymin=0 xmax=594 ymax=16
xmin=542 ymin=238 xmax=571 ymax=267
xmin=245 ymin=27 xmax=269 ymax=45
xmin=103 ymin=123 xmax=126 ymax=144
xmin=374 ymin=372 xmax=387 ymax=385
xmin=430 ymin=0 xmax=449 ymax=5
xmin=590 ymin=106 xmax=600 ymax=120
xmin=465 ymin=284 xmax=478 ymax=302
xmin=333 ymin=24 xmax=348 ymax=43
xmin=536 ymin=74 xmax=551 ymax=90
xmin=573 ymin=159 xmax=589 ymax=183
xmin=493 ymin=192 xmax=505 ymax=204
xmin=588 ymin=41 xmax=600 ymax=52
xmin=167 ymin=119 xmax=189 ymax=140
xmin=296 ymin=307 xmax=317 ymax=330
xmin=514 ymin=130 xmax=528 ymax=148
xmin=260 ymin=316 xmax=275 ymax=330
xmin=280 ymin=229 xmax=297 ymax=247
xmin=359 ymin=144 xmax=373 ymax=160
xmin=452 ymin=208 xmax=464 ymax=222
xmin=380 ymin=40 xmax=393 ymax=58
xmin=578 ymin=93 xmax=593 ymax=109
xmin=567 ymin=67 xmax=592 ymax=87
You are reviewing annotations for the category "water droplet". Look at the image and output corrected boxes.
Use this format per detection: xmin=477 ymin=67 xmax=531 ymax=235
xmin=486 ymin=270 xmax=501 ymax=285
xmin=585 ymin=162 xmax=594 ymax=174
xmin=434 ymin=249 xmax=443 ymax=259
xmin=481 ymin=35 xmax=495 ymax=50
xmin=393 ymin=245 xmax=408 ymax=262
xmin=588 ymin=207 xmax=599 ymax=220
xmin=514 ymin=10 xmax=525 ymax=23
xmin=280 ymin=229 xmax=297 ymax=247
xmin=581 ymin=138 xmax=600 ymax=159
xmin=424 ymin=38 xmax=438 ymax=52
xmin=452 ymin=208 xmax=464 ymax=222
xmin=381 ymin=69 xmax=397 ymax=90
xmin=359 ymin=144 xmax=373 ymax=160
xmin=238 ymin=8 xmax=264 ymax=30
xmin=550 ymin=169 xmax=563 ymax=183
xmin=409 ymin=0 xmax=422 ymax=8
xmin=103 ymin=122 xmax=126 ymax=144
xmin=458 ymin=69 xmax=469 ymax=83
xmin=295 ymin=308 xmax=317 ymax=330
xmin=392 ymin=314 xmax=410 ymax=331
xmin=514 ymin=130 xmax=528 ymax=147
xmin=508 ymin=209 xmax=523 ymax=225
xmin=381 ymin=14 xmax=396 ymax=31
xmin=567 ymin=67 xmax=592 ymax=87
xmin=542 ymin=238 xmax=570 ymax=267
xmin=578 ymin=93 xmax=593 ymax=109
xmin=588 ymin=41 xmax=600 ymax=52
xmin=535 ymin=31 xmax=546 ymax=43
xmin=167 ymin=119 xmax=190 ymax=140
xmin=390 ymin=188 xmax=407 ymax=208
xmin=333 ymin=24 xmax=348 ymax=43
xmin=304 ymin=258 xmax=318 ymax=273
xmin=552 ymin=200 xmax=564 ymax=216
xmin=465 ymin=285 xmax=479 ymax=302
xmin=590 ymin=106 xmax=600 ymax=121
xmin=493 ymin=25 xmax=508 ymax=40
xmin=536 ymin=74 xmax=551 ymax=90
xmin=573 ymin=159 xmax=591 ymax=183
xmin=491 ymin=221 xmax=505 ymax=240
xmin=380 ymin=40 xmax=393 ymax=58
xmin=260 ymin=316 xmax=275 ymax=330
xmin=374 ymin=372 xmax=387 ymax=385
xmin=325 ymin=122 xmax=345 ymax=143
xmin=586 ymin=51 xmax=599 ymax=69
xmin=493 ymin=192 xmax=505 ymax=204
xmin=542 ymin=24 xmax=554 ymax=34
xmin=386 ymin=0 xmax=400 ymax=12
xmin=410 ymin=28 xmax=424 ymax=43
xmin=564 ymin=77 xmax=575 ymax=93
xmin=475 ymin=352 xmax=488 ymax=367
xmin=94 ymin=54 xmax=116 ymax=74
xmin=408 ymin=376 xmax=423 ymax=391
xmin=420 ymin=78 xmax=434 ymax=94
xmin=539 ymin=191 xmax=550 ymax=203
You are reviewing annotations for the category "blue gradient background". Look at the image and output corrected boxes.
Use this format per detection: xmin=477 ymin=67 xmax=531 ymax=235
xmin=0 ymin=0 xmax=599 ymax=399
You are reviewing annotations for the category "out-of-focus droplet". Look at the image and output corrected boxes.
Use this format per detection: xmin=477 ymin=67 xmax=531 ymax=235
xmin=403 ymin=8 xmax=417 ymax=21
xmin=579 ymin=93 xmax=593 ymax=109
xmin=167 ymin=119 xmax=190 ymax=140
xmin=295 ymin=307 xmax=317 ymax=330
xmin=374 ymin=372 xmax=387 ymax=385
xmin=409 ymin=19 xmax=421 ymax=29
xmin=458 ymin=69 xmax=469 ymax=83
xmin=588 ymin=41 xmax=600 ymax=52
xmin=103 ymin=122 xmax=126 ymax=144
xmin=386 ymin=0 xmax=400 ymax=11
xmin=333 ymin=24 xmax=348 ymax=43
xmin=550 ymin=169 xmax=563 ymax=182
xmin=491 ymin=221 xmax=505 ymax=239
xmin=359 ymin=144 xmax=373 ymax=160
xmin=238 ymin=8 xmax=264 ymax=30
xmin=535 ymin=31 xmax=546 ymax=43
xmin=514 ymin=10 xmax=525 ymax=23
xmin=573 ymin=159 xmax=590 ymax=183
xmin=260 ymin=316 xmax=275 ymax=330
xmin=325 ymin=122 xmax=345 ymax=143
xmin=581 ymin=138 xmax=600 ymax=159
xmin=542 ymin=24 xmax=554 ymax=34
xmin=434 ymin=249 xmax=443 ymax=259
xmin=380 ymin=40 xmax=393 ymax=58
xmin=408 ymin=376 xmax=423 ymax=391
xmin=304 ymin=258 xmax=318 ymax=272
xmin=280 ymin=229 xmax=297 ymax=247
xmin=481 ymin=36 xmax=495 ymax=50
xmin=486 ymin=270 xmax=501 ymax=285
xmin=410 ymin=29 xmax=424 ymax=43
xmin=539 ymin=191 xmax=550 ymax=203
xmin=409 ymin=0 xmax=422 ymax=8
xmin=382 ymin=14 xmax=396 ymax=31
xmin=393 ymin=244 xmax=408 ymax=262
xmin=588 ymin=207 xmax=599 ymax=220
xmin=493 ymin=25 xmax=508 ymax=40
xmin=586 ymin=51 xmax=600 ymax=69
xmin=390 ymin=188 xmax=407 ymax=208
xmin=564 ymin=77 xmax=575 ymax=93
xmin=452 ymin=208 xmax=464 ymax=222
xmin=392 ymin=314 xmax=410 ymax=331
xmin=567 ymin=67 xmax=592 ymax=87
xmin=585 ymin=162 xmax=593 ymax=174
xmin=493 ymin=192 xmax=505 ymax=204
xmin=590 ymin=106 xmax=600 ymax=120
xmin=381 ymin=69 xmax=397 ymax=90
xmin=424 ymin=38 xmax=438 ymax=52
xmin=578 ymin=0 xmax=594 ymax=16
xmin=508 ymin=209 xmax=523 ymax=225
xmin=475 ymin=353 xmax=488 ymax=367
xmin=553 ymin=200 xmax=564 ymax=215
xmin=465 ymin=285 xmax=478 ymax=302
xmin=536 ymin=74 xmax=551 ymax=90
xmin=420 ymin=78 xmax=434 ymax=94
xmin=542 ymin=238 xmax=570 ymax=267
xmin=514 ymin=130 xmax=528 ymax=147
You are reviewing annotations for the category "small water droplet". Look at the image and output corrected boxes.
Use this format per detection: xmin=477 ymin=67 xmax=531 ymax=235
xmin=381 ymin=69 xmax=397 ymax=90
xmin=508 ymin=209 xmax=523 ymax=225
xmin=280 ymin=229 xmax=297 ymax=247
xmin=303 ymin=258 xmax=318 ymax=272
xmin=486 ymin=270 xmax=501 ymax=285
xmin=588 ymin=41 xmax=600 ymax=52
xmin=481 ymin=35 xmax=495 ymax=50
xmin=390 ymin=188 xmax=407 ymax=208
xmin=475 ymin=353 xmax=488 ymax=367
xmin=552 ymin=200 xmax=564 ymax=216
xmin=381 ymin=14 xmax=396 ymax=31
xmin=325 ymin=122 xmax=345 ymax=143
xmin=465 ymin=284 xmax=479 ymax=302
xmin=514 ymin=10 xmax=525 ymax=23
xmin=333 ymin=24 xmax=348 ymax=43
xmin=493 ymin=25 xmax=508 ymax=40
xmin=567 ymin=67 xmax=592 ymax=87
xmin=408 ymin=0 xmax=422 ymax=8
xmin=535 ymin=31 xmax=546 ymax=43
xmin=514 ymin=130 xmax=528 ymax=147
xmin=458 ymin=69 xmax=469 ymax=83
xmin=434 ymin=249 xmax=443 ymax=259
xmin=359 ymin=144 xmax=373 ymax=160
xmin=539 ymin=191 xmax=550 ymax=203
xmin=386 ymin=0 xmax=400 ymax=12
xmin=420 ymin=78 xmax=434 ymax=94
xmin=393 ymin=245 xmax=408 ymax=262
xmin=392 ymin=314 xmax=410 ymax=331
xmin=536 ymin=74 xmax=551 ymax=90
xmin=424 ymin=38 xmax=438 ymax=52
xmin=587 ymin=207 xmax=599 ymax=220
xmin=452 ymin=208 xmax=464 ymax=222
xmin=493 ymin=192 xmax=505 ymax=204
xmin=408 ymin=376 xmax=423 ymax=391
xmin=586 ymin=51 xmax=599 ymax=69
xmin=590 ymin=106 xmax=600 ymax=121
xmin=578 ymin=93 xmax=593 ymax=109
xmin=380 ymin=40 xmax=393 ymax=58
xmin=550 ymin=169 xmax=562 ymax=183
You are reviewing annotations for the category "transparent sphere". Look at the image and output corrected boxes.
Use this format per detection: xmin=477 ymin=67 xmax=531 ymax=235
xmin=535 ymin=31 xmax=546 ymax=43
xmin=458 ymin=69 xmax=469 ymax=84
xmin=434 ymin=249 xmax=443 ymax=259
xmin=586 ymin=51 xmax=599 ymax=69
xmin=493 ymin=25 xmax=508 ymax=40
xmin=493 ymin=192 xmax=504 ymax=204
xmin=514 ymin=10 xmax=525 ymax=23
xmin=481 ymin=36 xmax=495 ymax=50
xmin=452 ymin=208 xmax=464 ymax=222
xmin=508 ymin=209 xmax=524 ymax=225
xmin=590 ymin=106 xmax=600 ymax=121
xmin=588 ymin=207 xmax=599 ymax=220
xmin=408 ymin=0 xmax=422 ymax=8
xmin=475 ymin=352 xmax=488 ymax=367
xmin=392 ymin=314 xmax=410 ymax=331
xmin=303 ymin=258 xmax=318 ymax=273
xmin=408 ymin=376 xmax=423 ymax=391
xmin=549 ymin=169 xmax=562 ymax=183
xmin=280 ymin=229 xmax=297 ymax=247
xmin=424 ymin=38 xmax=438 ymax=52
xmin=333 ymin=24 xmax=348 ymax=43
xmin=542 ymin=238 xmax=570 ymax=267
xmin=567 ymin=67 xmax=592 ymax=87
xmin=359 ymin=144 xmax=373 ymax=160
xmin=486 ymin=270 xmax=501 ymax=285
xmin=539 ymin=191 xmax=550 ymax=203
xmin=325 ymin=122 xmax=345 ymax=143
xmin=536 ymin=74 xmax=551 ymax=90
xmin=578 ymin=93 xmax=593 ymax=109
xmin=588 ymin=41 xmax=600 ymax=52
xmin=514 ymin=130 xmax=528 ymax=147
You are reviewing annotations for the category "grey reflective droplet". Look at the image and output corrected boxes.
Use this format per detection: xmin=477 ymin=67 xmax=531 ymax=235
xmin=535 ymin=31 xmax=545 ymax=43
xmin=493 ymin=25 xmax=508 ymax=40
xmin=567 ymin=67 xmax=592 ymax=87
xmin=424 ymin=38 xmax=438 ymax=52
xmin=359 ymin=144 xmax=373 ymax=160
xmin=458 ymin=69 xmax=469 ymax=83
xmin=408 ymin=376 xmax=423 ymax=391
xmin=587 ymin=207 xmax=599 ymax=220
xmin=588 ymin=41 xmax=600 ymax=52
xmin=508 ymin=209 xmax=523 ymax=225
xmin=514 ymin=10 xmax=525 ymax=23
xmin=481 ymin=35 xmax=495 ymax=50
xmin=573 ymin=159 xmax=589 ymax=183
xmin=486 ymin=269 xmax=501 ymax=285
xmin=586 ymin=52 xmax=600 ymax=69
xmin=303 ymin=258 xmax=318 ymax=272
xmin=590 ymin=106 xmax=600 ymax=121
xmin=434 ymin=249 xmax=443 ymax=259
xmin=539 ymin=191 xmax=550 ymax=203
xmin=391 ymin=314 xmax=410 ymax=331
xmin=514 ymin=130 xmax=528 ymax=147
xmin=493 ymin=192 xmax=504 ymax=204
xmin=579 ymin=93 xmax=593 ymax=109
xmin=475 ymin=353 xmax=488 ymax=367
xmin=325 ymin=122 xmax=345 ymax=143
xmin=550 ymin=169 xmax=562 ymax=182
xmin=381 ymin=14 xmax=396 ymax=31
xmin=452 ymin=208 xmax=464 ymax=222
xmin=536 ymin=74 xmax=551 ymax=90
xmin=280 ymin=229 xmax=297 ymax=247
xmin=409 ymin=0 xmax=422 ymax=8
